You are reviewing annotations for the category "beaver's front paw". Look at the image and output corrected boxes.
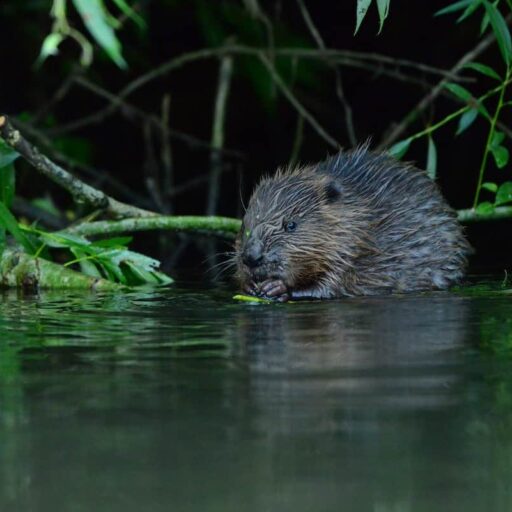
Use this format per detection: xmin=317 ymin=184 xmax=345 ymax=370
xmin=258 ymin=279 xmax=290 ymax=302
xmin=243 ymin=280 xmax=259 ymax=296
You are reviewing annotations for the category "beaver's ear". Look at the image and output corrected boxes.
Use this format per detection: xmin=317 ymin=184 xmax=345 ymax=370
xmin=324 ymin=180 xmax=342 ymax=203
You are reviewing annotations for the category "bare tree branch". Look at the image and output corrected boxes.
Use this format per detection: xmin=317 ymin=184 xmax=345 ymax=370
xmin=296 ymin=0 xmax=357 ymax=145
xmin=0 ymin=115 xmax=155 ymax=218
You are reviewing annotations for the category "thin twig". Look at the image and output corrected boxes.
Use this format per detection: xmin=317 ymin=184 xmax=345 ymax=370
xmin=207 ymin=54 xmax=234 ymax=216
xmin=160 ymin=93 xmax=174 ymax=212
xmin=143 ymin=120 xmax=167 ymax=212
xmin=50 ymin=76 xmax=244 ymax=159
xmin=258 ymin=51 xmax=340 ymax=148
xmin=289 ymin=113 xmax=304 ymax=168
xmin=48 ymin=46 xmax=461 ymax=140
xmin=296 ymin=0 xmax=357 ymax=145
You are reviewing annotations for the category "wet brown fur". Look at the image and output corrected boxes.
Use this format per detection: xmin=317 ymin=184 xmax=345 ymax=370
xmin=235 ymin=146 xmax=471 ymax=300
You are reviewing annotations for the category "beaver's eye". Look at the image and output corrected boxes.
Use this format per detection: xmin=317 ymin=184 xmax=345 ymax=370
xmin=284 ymin=221 xmax=297 ymax=233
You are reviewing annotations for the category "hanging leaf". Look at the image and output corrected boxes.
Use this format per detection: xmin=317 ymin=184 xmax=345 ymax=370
xmin=495 ymin=182 xmax=512 ymax=205
xmin=36 ymin=33 xmax=64 ymax=66
xmin=0 ymin=203 xmax=38 ymax=254
xmin=482 ymin=0 xmax=512 ymax=65
xmin=482 ymin=182 xmax=498 ymax=193
xmin=376 ymin=0 xmax=390 ymax=33
xmin=491 ymin=145 xmax=509 ymax=168
xmin=457 ymin=0 xmax=483 ymax=22
xmin=435 ymin=0 xmax=473 ymax=16
xmin=480 ymin=11 xmax=490 ymax=35
xmin=72 ymin=0 xmax=127 ymax=69
xmin=355 ymin=0 xmax=373 ymax=34
xmin=490 ymin=130 xmax=509 ymax=168
xmin=463 ymin=61 xmax=501 ymax=80
xmin=388 ymin=138 xmax=412 ymax=159
xmin=456 ymin=108 xmax=478 ymax=135
xmin=491 ymin=130 xmax=505 ymax=147
xmin=444 ymin=82 xmax=473 ymax=102
xmin=426 ymin=137 xmax=437 ymax=179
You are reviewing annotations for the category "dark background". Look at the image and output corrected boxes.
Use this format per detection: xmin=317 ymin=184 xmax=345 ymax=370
xmin=1 ymin=0 xmax=510 ymax=273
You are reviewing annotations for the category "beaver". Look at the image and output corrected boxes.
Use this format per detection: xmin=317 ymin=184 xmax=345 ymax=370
xmin=235 ymin=146 xmax=471 ymax=301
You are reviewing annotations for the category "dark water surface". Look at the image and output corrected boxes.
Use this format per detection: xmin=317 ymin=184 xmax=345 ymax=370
xmin=1 ymin=281 xmax=512 ymax=512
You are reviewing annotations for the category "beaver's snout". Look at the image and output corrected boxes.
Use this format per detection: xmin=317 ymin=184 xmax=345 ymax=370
xmin=242 ymin=238 xmax=264 ymax=268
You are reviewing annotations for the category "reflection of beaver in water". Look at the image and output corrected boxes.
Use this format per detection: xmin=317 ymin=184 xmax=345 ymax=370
xmin=235 ymin=146 xmax=471 ymax=301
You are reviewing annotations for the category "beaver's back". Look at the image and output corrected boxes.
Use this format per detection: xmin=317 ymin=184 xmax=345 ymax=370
xmin=236 ymin=147 xmax=471 ymax=299
xmin=314 ymin=148 xmax=471 ymax=292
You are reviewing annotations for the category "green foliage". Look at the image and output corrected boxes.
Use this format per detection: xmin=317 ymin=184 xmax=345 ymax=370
xmin=39 ymin=0 xmax=145 ymax=69
xmin=21 ymin=227 xmax=174 ymax=286
xmin=0 ymin=203 xmax=39 ymax=255
xmin=482 ymin=0 xmax=512 ymax=65
xmin=0 ymin=140 xmax=19 ymax=169
xmin=0 ymin=132 xmax=170 ymax=287
xmin=456 ymin=108 xmax=478 ymax=135
xmin=463 ymin=61 xmax=501 ymax=80
xmin=389 ymin=0 xmax=512 ymax=212
xmin=388 ymin=138 xmax=412 ymax=159
xmin=355 ymin=0 xmax=390 ymax=34
xmin=72 ymin=0 xmax=127 ymax=69
xmin=426 ymin=136 xmax=437 ymax=180
xmin=496 ymin=181 xmax=512 ymax=205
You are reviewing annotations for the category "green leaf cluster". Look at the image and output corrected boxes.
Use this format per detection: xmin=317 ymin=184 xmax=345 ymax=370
xmin=0 ymin=136 xmax=172 ymax=288
xmin=39 ymin=0 xmax=146 ymax=69
xmin=22 ymin=227 xmax=174 ymax=287
xmin=476 ymin=181 xmax=512 ymax=215
xmin=391 ymin=0 xmax=512 ymax=215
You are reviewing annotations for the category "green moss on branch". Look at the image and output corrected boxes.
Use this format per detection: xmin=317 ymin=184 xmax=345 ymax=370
xmin=0 ymin=249 xmax=121 ymax=290
xmin=65 ymin=215 xmax=242 ymax=239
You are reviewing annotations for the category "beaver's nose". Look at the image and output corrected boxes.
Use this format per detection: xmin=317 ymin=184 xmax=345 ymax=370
xmin=242 ymin=240 xmax=264 ymax=268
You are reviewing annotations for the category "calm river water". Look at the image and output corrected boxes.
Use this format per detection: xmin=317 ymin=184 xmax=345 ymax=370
xmin=1 ymin=280 xmax=512 ymax=511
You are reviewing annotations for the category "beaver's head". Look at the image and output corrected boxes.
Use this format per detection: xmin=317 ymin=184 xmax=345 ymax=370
xmin=235 ymin=167 xmax=367 ymax=292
